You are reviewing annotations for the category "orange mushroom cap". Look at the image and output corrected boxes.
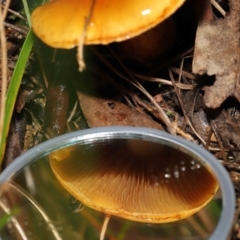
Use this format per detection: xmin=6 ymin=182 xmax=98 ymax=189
xmin=31 ymin=0 xmax=185 ymax=49
xmin=49 ymin=139 xmax=218 ymax=223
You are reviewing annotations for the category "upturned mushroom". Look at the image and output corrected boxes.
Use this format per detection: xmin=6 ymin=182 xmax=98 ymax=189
xmin=49 ymin=139 xmax=219 ymax=240
xmin=31 ymin=0 xmax=185 ymax=68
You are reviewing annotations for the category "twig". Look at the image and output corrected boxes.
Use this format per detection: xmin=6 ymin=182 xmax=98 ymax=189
xmin=1 ymin=4 xmax=26 ymax=20
xmin=110 ymin=47 xmax=175 ymax=134
xmin=169 ymin=66 xmax=196 ymax=80
xmin=130 ymin=79 xmax=175 ymax=134
xmin=67 ymin=100 xmax=78 ymax=123
xmin=210 ymin=120 xmax=228 ymax=162
xmin=133 ymin=73 xmax=195 ymax=90
xmin=169 ymin=70 xmax=206 ymax=144
xmin=0 ymin=0 xmax=11 ymax=160
xmin=211 ymin=0 xmax=226 ymax=16
xmin=92 ymin=47 xmax=175 ymax=133
xmin=0 ymin=201 xmax=29 ymax=240
xmin=148 ymin=47 xmax=194 ymax=75
xmin=9 ymin=182 xmax=63 ymax=240
xmin=133 ymin=94 xmax=166 ymax=117
xmin=3 ymin=21 xmax=28 ymax=35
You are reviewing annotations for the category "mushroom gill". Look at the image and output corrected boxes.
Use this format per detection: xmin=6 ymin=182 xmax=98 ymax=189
xmin=49 ymin=138 xmax=219 ymax=223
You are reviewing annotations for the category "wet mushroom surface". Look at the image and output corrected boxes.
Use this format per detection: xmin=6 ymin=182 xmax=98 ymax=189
xmin=49 ymin=138 xmax=219 ymax=223
xmin=31 ymin=0 xmax=185 ymax=48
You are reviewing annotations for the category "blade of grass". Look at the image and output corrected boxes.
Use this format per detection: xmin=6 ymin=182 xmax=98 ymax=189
xmin=117 ymin=221 xmax=131 ymax=240
xmin=0 ymin=206 xmax=20 ymax=230
xmin=0 ymin=0 xmax=46 ymax=164
xmin=0 ymin=30 xmax=34 ymax=163
xmin=21 ymin=0 xmax=31 ymax=27
xmin=0 ymin=0 xmax=34 ymax=164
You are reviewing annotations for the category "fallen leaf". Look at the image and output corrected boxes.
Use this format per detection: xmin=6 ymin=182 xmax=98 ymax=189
xmin=193 ymin=0 xmax=240 ymax=108
xmin=77 ymin=90 xmax=163 ymax=130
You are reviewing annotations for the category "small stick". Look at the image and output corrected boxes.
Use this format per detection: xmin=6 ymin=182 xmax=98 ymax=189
xmin=100 ymin=214 xmax=111 ymax=240
xmin=169 ymin=70 xmax=206 ymax=144
xmin=210 ymin=120 xmax=228 ymax=162
xmin=3 ymin=21 xmax=28 ymax=35
xmin=210 ymin=0 xmax=226 ymax=17
xmin=0 ymin=0 xmax=11 ymax=162
xmin=1 ymin=4 xmax=26 ymax=20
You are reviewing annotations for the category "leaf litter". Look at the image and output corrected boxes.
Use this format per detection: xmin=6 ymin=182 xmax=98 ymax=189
xmin=193 ymin=0 xmax=240 ymax=108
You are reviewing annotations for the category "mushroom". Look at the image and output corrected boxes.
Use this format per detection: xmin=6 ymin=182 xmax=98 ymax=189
xmin=31 ymin=0 xmax=185 ymax=48
xmin=49 ymin=139 xmax=219 ymax=239
xmin=116 ymin=17 xmax=176 ymax=61
xmin=31 ymin=0 xmax=185 ymax=68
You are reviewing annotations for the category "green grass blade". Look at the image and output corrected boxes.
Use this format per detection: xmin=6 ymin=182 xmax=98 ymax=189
xmin=0 ymin=30 xmax=34 ymax=163
xmin=21 ymin=0 xmax=31 ymax=27
xmin=0 ymin=207 xmax=20 ymax=230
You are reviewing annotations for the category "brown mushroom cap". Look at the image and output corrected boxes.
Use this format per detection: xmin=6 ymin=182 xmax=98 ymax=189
xmin=31 ymin=0 xmax=185 ymax=48
xmin=49 ymin=139 xmax=219 ymax=223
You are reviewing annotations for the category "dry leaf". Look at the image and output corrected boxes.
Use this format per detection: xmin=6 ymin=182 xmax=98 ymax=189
xmin=77 ymin=90 xmax=163 ymax=130
xmin=193 ymin=0 xmax=240 ymax=108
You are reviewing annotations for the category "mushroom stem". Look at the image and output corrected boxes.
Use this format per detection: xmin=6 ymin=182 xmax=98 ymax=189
xmin=100 ymin=214 xmax=111 ymax=240
xmin=77 ymin=0 xmax=96 ymax=72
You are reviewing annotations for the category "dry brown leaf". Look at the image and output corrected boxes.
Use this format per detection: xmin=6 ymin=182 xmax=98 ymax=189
xmin=193 ymin=0 xmax=240 ymax=108
xmin=77 ymin=90 xmax=163 ymax=130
